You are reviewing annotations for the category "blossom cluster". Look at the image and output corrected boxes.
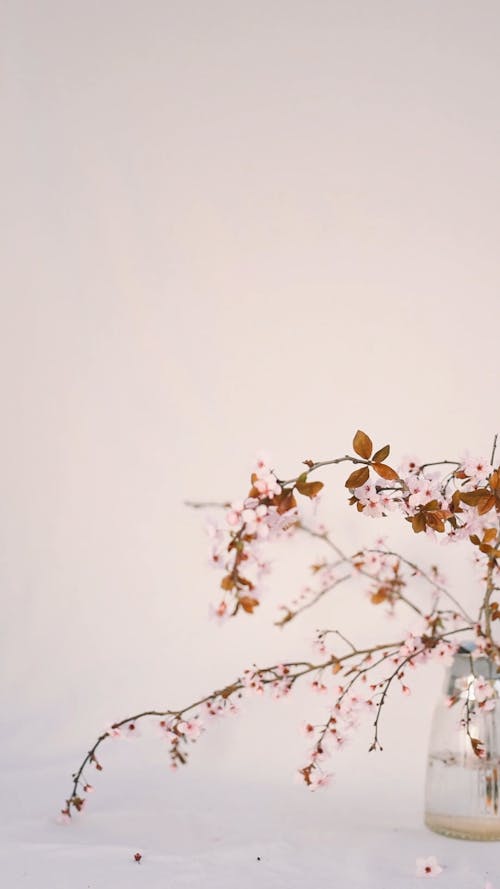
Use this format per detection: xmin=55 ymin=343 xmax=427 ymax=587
xmin=205 ymin=432 xmax=500 ymax=626
xmin=206 ymin=452 xmax=301 ymax=619
xmin=297 ymin=631 xmax=462 ymax=789
xmin=63 ymin=429 xmax=500 ymax=822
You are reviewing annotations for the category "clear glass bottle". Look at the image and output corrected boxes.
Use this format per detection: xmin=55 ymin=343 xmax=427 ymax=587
xmin=425 ymin=647 xmax=500 ymax=840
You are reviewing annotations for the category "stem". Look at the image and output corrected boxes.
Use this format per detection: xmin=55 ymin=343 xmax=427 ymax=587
xmin=418 ymin=460 xmax=461 ymax=471
xmin=278 ymin=455 xmax=371 ymax=487
xmin=274 ymin=575 xmax=351 ymax=627
xmin=481 ymin=537 xmax=500 ymax=640
xmin=491 ymin=434 xmax=498 ymax=467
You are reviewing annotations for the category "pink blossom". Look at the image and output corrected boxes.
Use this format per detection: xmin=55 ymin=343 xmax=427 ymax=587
xmin=309 ymin=771 xmax=333 ymax=790
xmin=208 ymin=600 xmax=229 ymax=623
xmin=310 ymin=679 xmax=328 ymax=694
xmin=400 ymin=634 xmax=423 ymax=658
xmin=301 ymin=722 xmax=316 ymax=738
xmin=362 ymin=551 xmax=382 ymax=573
xmin=242 ymin=504 xmax=269 ymax=538
xmin=253 ymin=471 xmax=281 ymax=499
xmin=416 ymin=856 xmax=443 ymax=877
xmin=472 ymin=634 xmax=491 ymax=657
xmin=254 ymin=451 xmax=272 ymax=473
xmin=312 ymin=635 xmax=328 ymax=656
xmin=355 ymin=482 xmax=378 ymax=503
xmin=242 ymin=670 xmax=265 ymax=694
xmin=205 ymin=700 xmax=224 ymax=718
xmin=265 ymin=505 xmax=298 ymax=534
xmin=461 ymin=453 xmax=492 ymax=484
xmin=378 ymin=491 xmax=398 ymax=512
xmin=354 ymin=484 xmax=386 ymax=518
xmin=106 ymin=725 xmax=122 ymax=738
xmin=329 ymin=730 xmax=347 ymax=749
xmin=482 ymin=699 xmax=496 ymax=712
xmin=271 ymin=678 xmax=292 ymax=700
xmin=406 ymin=474 xmax=440 ymax=510
xmin=473 ymin=676 xmax=495 ymax=706
xmin=177 ymin=719 xmax=203 ymax=740
xmin=399 ymin=456 xmax=421 ymax=475
xmin=226 ymin=500 xmax=245 ymax=528
xmin=431 ymin=640 xmax=457 ymax=667
xmin=363 ymin=498 xmax=386 ymax=518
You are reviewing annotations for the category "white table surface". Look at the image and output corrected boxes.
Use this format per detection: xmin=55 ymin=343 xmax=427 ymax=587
xmin=1 ymin=756 xmax=499 ymax=889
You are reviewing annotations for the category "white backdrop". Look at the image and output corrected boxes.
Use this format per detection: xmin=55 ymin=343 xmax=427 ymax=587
xmin=2 ymin=2 xmax=500 ymax=886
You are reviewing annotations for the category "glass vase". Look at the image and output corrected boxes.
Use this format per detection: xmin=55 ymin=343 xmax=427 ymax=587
xmin=425 ymin=648 xmax=500 ymax=840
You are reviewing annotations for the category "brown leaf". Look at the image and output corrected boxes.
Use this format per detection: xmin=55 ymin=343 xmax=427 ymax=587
xmin=479 ymin=543 xmax=493 ymax=555
xmin=345 ymin=465 xmax=370 ymax=489
xmin=490 ymin=470 xmax=500 ymax=490
xmin=299 ymin=766 xmax=313 ymax=786
xmin=461 ymin=490 xmax=489 ymax=507
xmin=372 ymin=463 xmax=399 ymax=481
xmin=426 ymin=513 xmax=445 ymax=533
xmin=470 ymin=736 xmax=485 ymax=758
xmin=372 ymin=444 xmax=390 ymax=463
xmin=311 ymin=561 xmax=327 ymax=573
xmin=427 ymin=500 xmax=442 ymax=510
xmin=238 ymin=575 xmax=254 ymax=588
xmin=411 ymin=513 xmax=426 ymax=533
xmin=478 ymin=493 xmax=497 ymax=515
xmin=220 ymin=575 xmax=235 ymax=591
xmin=483 ymin=528 xmax=498 ymax=544
xmin=296 ymin=479 xmax=324 ymax=499
xmin=239 ymin=595 xmax=259 ymax=614
xmin=370 ymin=588 xmax=389 ymax=604
xmin=353 ymin=430 xmax=373 ymax=459
xmin=275 ymin=489 xmax=297 ymax=514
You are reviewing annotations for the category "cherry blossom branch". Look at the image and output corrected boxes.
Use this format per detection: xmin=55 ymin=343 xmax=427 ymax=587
xmin=62 ymin=429 xmax=500 ymax=821
xmin=63 ymin=655 xmax=335 ymax=816
xmin=67 ymin=631 xmax=458 ymax=817
xmin=298 ymin=626 xmax=473 ymax=785
xmin=364 ymin=548 xmax=473 ymax=623
xmin=296 ymin=524 xmax=448 ymax=619
xmin=275 ymin=574 xmax=352 ymax=627
xmin=283 ymin=517 xmax=438 ymax=626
